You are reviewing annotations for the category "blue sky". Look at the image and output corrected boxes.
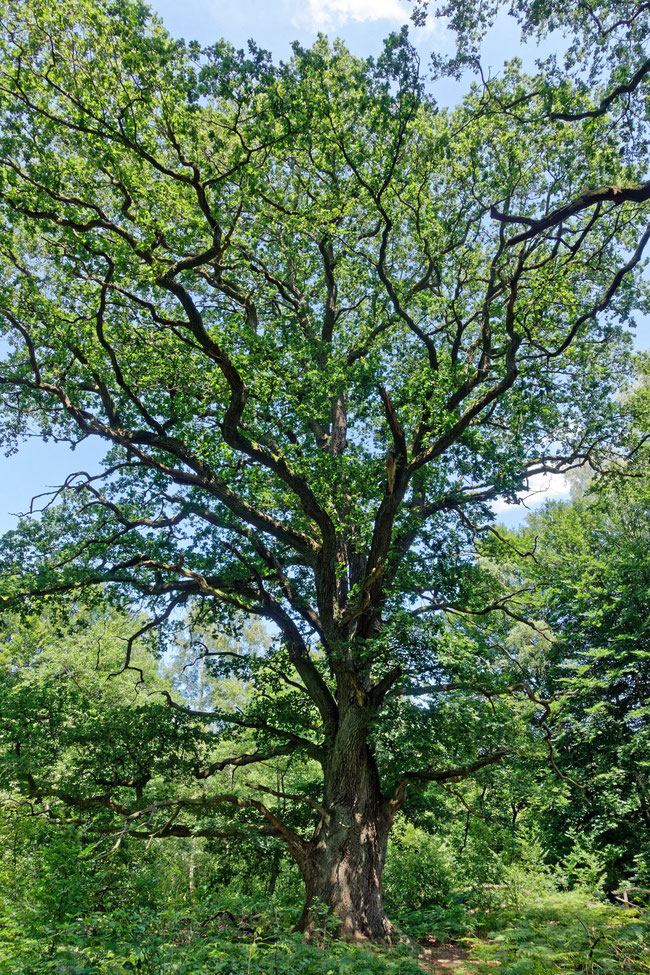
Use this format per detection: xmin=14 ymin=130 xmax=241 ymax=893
xmin=148 ymin=0 xmax=441 ymax=63
xmin=146 ymin=0 xmax=544 ymax=107
xmin=0 ymin=0 xmax=647 ymax=534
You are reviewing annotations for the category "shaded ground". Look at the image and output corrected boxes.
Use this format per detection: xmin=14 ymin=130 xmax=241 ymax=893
xmin=414 ymin=891 xmax=650 ymax=974
xmin=419 ymin=938 xmax=474 ymax=972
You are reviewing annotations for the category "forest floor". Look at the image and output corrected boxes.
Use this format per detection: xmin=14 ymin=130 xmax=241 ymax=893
xmin=412 ymin=891 xmax=650 ymax=974
xmin=4 ymin=888 xmax=649 ymax=973
xmin=420 ymin=939 xmax=471 ymax=970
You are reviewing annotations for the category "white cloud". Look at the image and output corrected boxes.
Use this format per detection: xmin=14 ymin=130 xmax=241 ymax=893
xmin=292 ymin=0 xmax=409 ymax=30
xmin=491 ymin=471 xmax=570 ymax=514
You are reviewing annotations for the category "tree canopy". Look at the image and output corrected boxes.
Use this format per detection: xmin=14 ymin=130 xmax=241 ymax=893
xmin=0 ymin=0 xmax=649 ymax=941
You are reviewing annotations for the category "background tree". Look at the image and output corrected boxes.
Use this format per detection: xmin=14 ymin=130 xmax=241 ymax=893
xmin=0 ymin=0 xmax=649 ymax=941
xmin=0 ymin=604 xmax=305 ymax=969
xmin=492 ymin=461 xmax=650 ymax=890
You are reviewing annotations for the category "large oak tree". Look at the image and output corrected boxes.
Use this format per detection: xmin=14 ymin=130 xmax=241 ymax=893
xmin=0 ymin=0 xmax=649 ymax=941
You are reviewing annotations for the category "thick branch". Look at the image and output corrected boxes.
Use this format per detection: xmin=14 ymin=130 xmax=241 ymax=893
xmin=492 ymin=181 xmax=650 ymax=247
xmin=195 ymin=743 xmax=300 ymax=779
xmin=401 ymin=746 xmax=509 ymax=784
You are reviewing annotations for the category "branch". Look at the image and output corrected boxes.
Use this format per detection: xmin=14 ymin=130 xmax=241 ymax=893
xmin=491 ymin=180 xmax=650 ymax=247
xmin=378 ymin=386 xmax=407 ymax=460
xmin=401 ymin=746 xmax=509 ymax=784
xmin=195 ymin=743 xmax=300 ymax=779
xmin=391 ymin=682 xmax=464 ymax=698
xmin=0 ymin=312 xmax=320 ymax=562
xmin=49 ymin=791 xmax=308 ymax=856
xmin=157 ymin=690 xmax=326 ymax=762
xmin=549 ymin=58 xmax=650 ymax=122
xmin=156 ymin=270 xmax=337 ymax=554
xmin=437 ymin=781 xmax=507 ymax=826
xmin=244 ymin=781 xmax=328 ymax=819
xmin=368 ymin=665 xmax=404 ymax=706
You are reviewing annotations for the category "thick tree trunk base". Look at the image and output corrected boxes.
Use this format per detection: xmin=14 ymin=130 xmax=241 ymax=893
xmin=293 ymin=711 xmax=403 ymax=944
xmin=296 ymin=903 xmax=421 ymax=953
xmin=295 ymin=801 xmax=396 ymax=944
xmin=296 ymin=903 xmax=398 ymax=945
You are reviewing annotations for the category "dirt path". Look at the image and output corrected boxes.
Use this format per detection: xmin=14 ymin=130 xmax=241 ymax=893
xmin=419 ymin=939 xmax=476 ymax=972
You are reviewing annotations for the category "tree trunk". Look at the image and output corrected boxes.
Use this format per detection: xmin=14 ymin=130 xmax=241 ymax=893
xmin=268 ymin=846 xmax=282 ymax=896
xmin=297 ymin=804 xmax=394 ymax=941
xmin=295 ymin=706 xmax=396 ymax=942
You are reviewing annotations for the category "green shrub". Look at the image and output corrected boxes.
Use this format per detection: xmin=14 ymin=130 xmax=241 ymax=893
xmin=383 ymin=821 xmax=453 ymax=910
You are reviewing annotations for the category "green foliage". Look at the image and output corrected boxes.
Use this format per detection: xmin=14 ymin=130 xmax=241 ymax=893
xmin=471 ymin=893 xmax=650 ymax=975
xmin=0 ymin=0 xmax=649 ymax=949
xmin=483 ymin=462 xmax=650 ymax=889
xmin=555 ymin=832 xmax=609 ymax=896
xmin=383 ymin=820 xmax=454 ymax=910
xmin=0 ymin=879 xmax=426 ymax=974
xmin=1 ymin=862 xmax=648 ymax=975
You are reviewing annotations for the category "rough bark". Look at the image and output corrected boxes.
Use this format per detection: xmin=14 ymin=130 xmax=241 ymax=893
xmin=295 ymin=703 xmax=396 ymax=942
xmin=297 ymin=810 xmax=393 ymax=942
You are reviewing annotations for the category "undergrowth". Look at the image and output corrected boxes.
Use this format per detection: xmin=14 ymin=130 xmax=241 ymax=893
xmin=1 ymin=889 xmax=648 ymax=975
